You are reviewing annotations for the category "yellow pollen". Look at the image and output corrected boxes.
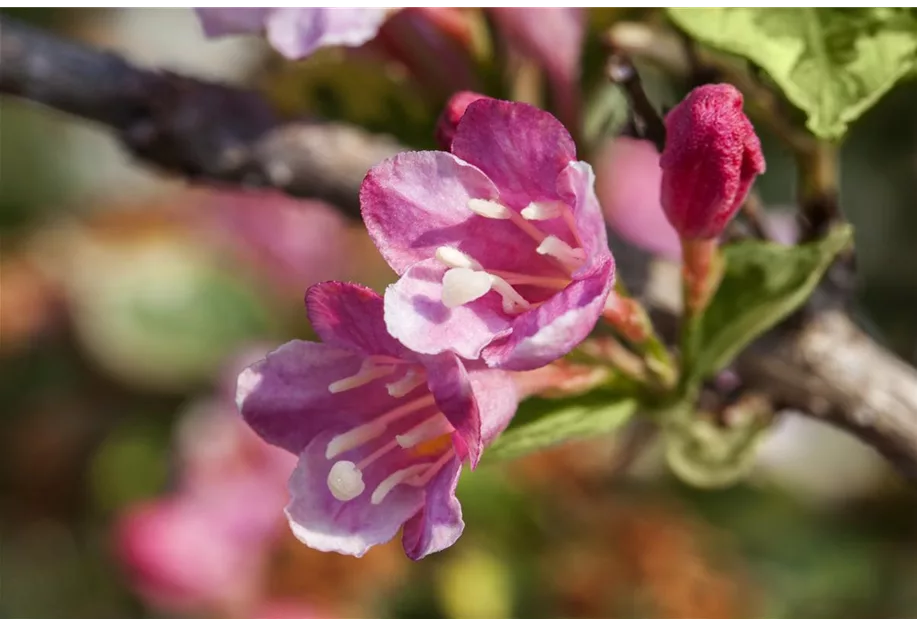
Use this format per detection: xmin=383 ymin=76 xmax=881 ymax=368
xmin=410 ymin=432 xmax=453 ymax=458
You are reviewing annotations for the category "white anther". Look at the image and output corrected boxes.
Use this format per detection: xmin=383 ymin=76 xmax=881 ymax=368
xmin=327 ymin=461 xmax=365 ymax=501
xmin=441 ymin=268 xmax=493 ymax=308
xmin=536 ymin=235 xmax=586 ymax=269
xmin=521 ymin=200 xmax=566 ymax=220
xmin=467 ymin=198 xmax=512 ymax=219
xmin=435 ymin=246 xmax=482 ymax=270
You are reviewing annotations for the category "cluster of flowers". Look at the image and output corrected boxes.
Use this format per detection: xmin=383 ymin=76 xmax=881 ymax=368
xmin=200 ymin=9 xmax=765 ymax=562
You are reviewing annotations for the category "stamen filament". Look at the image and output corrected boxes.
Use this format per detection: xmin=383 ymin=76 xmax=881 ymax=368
xmin=325 ymin=394 xmax=437 ymax=459
xmin=370 ymin=464 xmax=429 ymax=505
xmin=406 ymin=451 xmax=454 ymax=487
xmin=396 ymin=413 xmax=453 ymax=449
xmin=328 ymin=359 xmax=396 ymax=394
xmin=489 ymin=270 xmax=570 ymax=290
xmin=356 ymin=438 xmax=399 ymax=470
xmin=490 ymin=276 xmax=533 ymax=314
xmin=561 ymin=207 xmax=584 ymax=248
xmin=386 ymin=368 xmax=426 ymax=398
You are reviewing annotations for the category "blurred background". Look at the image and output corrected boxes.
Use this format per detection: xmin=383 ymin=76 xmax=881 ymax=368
xmin=2 ymin=8 xmax=916 ymax=619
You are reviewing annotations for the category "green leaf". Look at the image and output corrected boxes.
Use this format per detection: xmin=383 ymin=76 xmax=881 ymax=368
xmin=668 ymin=8 xmax=917 ymax=139
xmin=664 ymin=411 xmax=770 ymax=489
xmin=692 ymin=223 xmax=853 ymax=381
xmin=485 ymin=392 xmax=638 ymax=462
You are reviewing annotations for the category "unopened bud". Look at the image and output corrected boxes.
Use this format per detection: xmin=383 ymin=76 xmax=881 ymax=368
xmin=660 ymin=84 xmax=766 ymax=240
xmin=435 ymin=91 xmax=489 ymax=150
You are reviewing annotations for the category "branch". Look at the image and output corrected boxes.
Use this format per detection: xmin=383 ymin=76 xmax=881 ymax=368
xmin=603 ymin=47 xmax=667 ymax=154
xmin=736 ymin=309 xmax=917 ymax=483
xmin=643 ymin=258 xmax=917 ymax=484
xmin=0 ymin=15 xmax=401 ymax=220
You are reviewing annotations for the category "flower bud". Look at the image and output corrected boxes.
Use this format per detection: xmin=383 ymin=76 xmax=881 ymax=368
xmin=659 ymin=84 xmax=766 ymax=240
xmin=435 ymin=91 xmax=488 ymax=150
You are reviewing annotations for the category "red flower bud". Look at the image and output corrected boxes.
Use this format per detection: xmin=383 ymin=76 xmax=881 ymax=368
xmin=659 ymin=84 xmax=766 ymax=240
xmin=435 ymin=91 xmax=488 ymax=150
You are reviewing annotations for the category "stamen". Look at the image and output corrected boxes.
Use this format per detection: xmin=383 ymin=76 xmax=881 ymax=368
xmin=396 ymin=413 xmax=453 ymax=449
xmin=490 ymin=270 xmax=570 ymax=290
xmin=490 ymin=276 xmax=533 ymax=314
xmin=406 ymin=451 xmax=454 ymax=487
xmin=328 ymin=359 xmax=396 ymax=394
xmin=325 ymin=394 xmax=437 ymax=459
xmin=536 ymin=235 xmax=586 ymax=270
xmin=441 ymin=268 xmax=493 ymax=308
xmin=521 ymin=200 xmax=566 ymax=221
xmin=370 ymin=464 xmax=429 ymax=505
xmin=467 ymin=198 xmax=512 ymax=219
xmin=327 ymin=460 xmax=365 ymax=501
xmin=561 ymin=207 xmax=584 ymax=248
xmin=386 ymin=368 xmax=426 ymax=398
xmin=356 ymin=438 xmax=399 ymax=470
xmin=507 ymin=210 xmax=550 ymax=243
xmin=435 ymin=246 xmax=482 ymax=270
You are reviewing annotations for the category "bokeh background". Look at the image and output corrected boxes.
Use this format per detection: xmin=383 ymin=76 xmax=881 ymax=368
xmin=2 ymin=8 xmax=916 ymax=619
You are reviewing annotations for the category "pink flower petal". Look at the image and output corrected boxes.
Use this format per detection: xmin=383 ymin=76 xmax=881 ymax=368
xmin=285 ymin=434 xmax=427 ymax=558
xmin=482 ymin=257 xmax=614 ymax=370
xmin=237 ymin=341 xmax=378 ymax=454
xmin=195 ymin=8 xmax=270 ymax=37
xmin=556 ymin=160 xmax=611 ymax=273
xmin=306 ymin=281 xmax=409 ymax=358
xmin=401 ymin=456 xmax=464 ymax=560
xmin=361 ymin=151 xmax=500 ymax=273
xmin=383 ymin=259 xmax=512 ymax=361
xmin=265 ymin=8 xmax=388 ymax=60
xmin=451 ymin=98 xmax=576 ymax=209
xmin=467 ymin=367 xmax=520 ymax=447
xmin=421 ymin=353 xmax=482 ymax=466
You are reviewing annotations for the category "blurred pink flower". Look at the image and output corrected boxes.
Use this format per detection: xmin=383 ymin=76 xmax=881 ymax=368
xmin=116 ymin=495 xmax=266 ymax=616
xmin=248 ymin=600 xmax=324 ymax=619
xmin=195 ymin=8 xmax=388 ymax=60
xmin=192 ymin=189 xmax=350 ymax=298
xmin=595 ymin=136 xmax=682 ymax=261
xmin=490 ymin=8 xmax=585 ymax=133
xmin=375 ymin=8 xmax=479 ymax=97
xmin=115 ymin=385 xmax=296 ymax=616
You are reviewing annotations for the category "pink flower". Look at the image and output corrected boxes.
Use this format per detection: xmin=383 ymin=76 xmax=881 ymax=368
xmin=595 ymin=137 xmax=682 ymax=261
xmin=361 ymin=98 xmax=615 ymax=371
xmin=435 ymin=91 xmax=488 ymax=150
xmin=194 ymin=190 xmax=350 ymax=298
xmin=489 ymin=9 xmax=585 ymax=132
xmin=195 ymin=8 xmax=389 ymax=60
xmin=115 ymin=391 xmax=295 ymax=616
xmin=236 ymin=281 xmax=518 ymax=560
xmin=660 ymin=84 xmax=766 ymax=240
xmin=116 ymin=494 xmax=266 ymax=616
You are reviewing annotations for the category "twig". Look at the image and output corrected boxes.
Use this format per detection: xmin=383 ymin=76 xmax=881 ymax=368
xmin=603 ymin=48 xmax=667 ymax=153
xmin=0 ymin=15 xmax=401 ymax=220
xmin=740 ymin=190 xmax=770 ymax=240
xmin=736 ymin=309 xmax=917 ymax=483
